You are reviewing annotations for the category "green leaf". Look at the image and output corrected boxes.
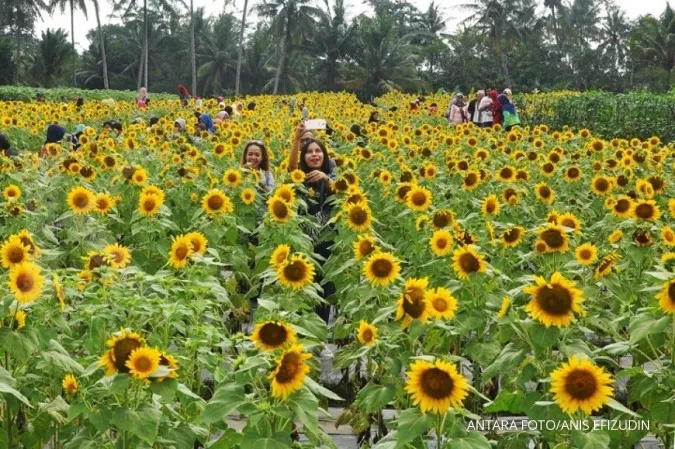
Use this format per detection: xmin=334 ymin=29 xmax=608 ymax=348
xmin=464 ymin=340 xmax=501 ymax=366
xmin=239 ymin=431 xmax=293 ymax=449
xmin=571 ymin=430 xmax=610 ymax=449
xmin=357 ymin=382 xmax=396 ymax=413
xmin=0 ymin=381 xmax=31 ymax=406
xmin=485 ymin=391 xmax=525 ymax=414
xmin=113 ymin=406 xmax=161 ymax=445
xmin=447 ymin=431 xmax=491 ymax=449
xmin=305 ymin=377 xmax=343 ymax=401
xmin=200 ymin=383 xmax=246 ymax=424
xmin=628 ymin=315 xmax=669 ymax=345
xmin=39 ymin=396 xmax=70 ymax=425
xmin=482 ymin=343 xmax=527 ymax=382
xmin=288 ymin=387 xmax=319 ymax=436
xmin=395 ymin=408 xmax=434 ymax=448
xmin=150 ymin=378 xmax=178 ymax=402
xmin=606 ymin=398 xmax=641 ymax=418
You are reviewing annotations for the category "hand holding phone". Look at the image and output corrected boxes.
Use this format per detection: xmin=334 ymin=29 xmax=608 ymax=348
xmin=304 ymin=119 xmax=326 ymax=130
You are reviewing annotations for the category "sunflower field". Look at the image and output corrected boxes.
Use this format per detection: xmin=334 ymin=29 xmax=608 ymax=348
xmin=0 ymin=90 xmax=674 ymax=449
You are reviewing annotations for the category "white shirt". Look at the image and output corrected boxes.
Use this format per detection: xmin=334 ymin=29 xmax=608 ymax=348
xmin=479 ymin=96 xmax=493 ymax=123
xmin=472 ymin=98 xmax=483 ymax=123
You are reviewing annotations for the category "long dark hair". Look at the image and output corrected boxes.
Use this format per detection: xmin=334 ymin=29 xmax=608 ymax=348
xmin=241 ymin=141 xmax=270 ymax=171
xmin=299 ymin=139 xmax=332 ymax=175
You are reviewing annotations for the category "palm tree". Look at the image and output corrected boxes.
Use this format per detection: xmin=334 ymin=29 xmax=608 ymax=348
xmin=544 ymin=0 xmax=564 ymax=49
xmin=257 ymin=0 xmax=318 ymax=94
xmin=49 ymin=0 xmax=87 ymax=86
xmin=598 ymin=7 xmax=630 ymax=70
xmin=6 ymin=0 xmax=48 ymax=84
xmin=345 ymin=14 xmax=419 ymax=99
xmin=417 ymin=1 xmax=446 ymax=77
xmin=30 ymin=28 xmax=73 ymax=87
xmin=633 ymin=3 xmax=675 ymax=89
xmin=234 ymin=0 xmax=251 ymax=96
xmin=91 ymin=0 xmax=109 ymax=88
xmin=197 ymin=13 xmax=237 ymax=96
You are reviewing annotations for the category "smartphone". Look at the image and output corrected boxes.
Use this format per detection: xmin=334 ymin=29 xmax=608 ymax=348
xmin=304 ymin=119 xmax=326 ymax=130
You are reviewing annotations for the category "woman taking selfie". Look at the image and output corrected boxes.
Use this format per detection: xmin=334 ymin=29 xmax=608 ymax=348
xmin=241 ymin=140 xmax=275 ymax=192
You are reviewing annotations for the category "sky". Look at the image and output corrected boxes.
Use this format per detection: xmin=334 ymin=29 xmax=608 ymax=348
xmin=36 ymin=0 xmax=670 ymax=53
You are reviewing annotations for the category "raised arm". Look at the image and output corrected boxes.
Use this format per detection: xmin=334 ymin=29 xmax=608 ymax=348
xmin=288 ymin=123 xmax=306 ymax=172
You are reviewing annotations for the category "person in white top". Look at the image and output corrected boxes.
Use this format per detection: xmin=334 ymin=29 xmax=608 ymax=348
xmin=478 ymin=91 xmax=494 ymax=127
xmin=471 ymin=90 xmax=485 ymax=124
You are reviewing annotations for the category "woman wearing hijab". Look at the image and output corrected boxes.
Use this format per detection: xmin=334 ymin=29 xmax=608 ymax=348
xmin=214 ymin=110 xmax=230 ymax=125
xmin=499 ymin=94 xmax=520 ymax=131
xmin=39 ymin=125 xmax=66 ymax=157
xmin=197 ymin=114 xmax=215 ymax=133
xmin=448 ymin=94 xmax=469 ymax=125
xmin=137 ymin=87 xmax=149 ymax=109
xmin=489 ymin=89 xmax=502 ymax=126
xmin=71 ymin=124 xmax=86 ymax=150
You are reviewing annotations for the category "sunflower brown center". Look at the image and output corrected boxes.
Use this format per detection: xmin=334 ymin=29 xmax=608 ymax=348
xmin=567 ymin=167 xmax=579 ymax=178
xmin=564 ymin=369 xmax=597 ymax=400
xmin=541 ymin=229 xmax=564 ymax=249
xmin=284 ymin=260 xmax=307 ymax=282
xmin=208 ymin=195 xmax=224 ymax=211
xmin=371 ymin=258 xmax=393 ymax=278
xmin=615 ymin=199 xmax=630 ymax=213
xmin=539 ymin=186 xmax=551 ymax=198
xmin=435 ymin=238 xmax=448 ymax=249
xmin=485 ymin=201 xmax=496 ymax=213
xmin=175 ymin=244 xmax=189 ymax=260
xmin=536 ymin=284 xmax=572 ymax=316
xmin=579 ymin=249 xmax=592 ymax=260
xmin=15 ymin=273 xmax=34 ymax=292
xmin=143 ymin=197 xmax=157 ymax=211
xmin=459 ymin=253 xmax=480 ymax=273
xmin=432 ymin=297 xmax=448 ymax=312
xmin=668 ymin=283 xmax=675 ymax=302
xmin=275 ymin=352 xmax=301 ymax=383
xmin=88 ymin=254 xmax=107 ymax=270
xmin=272 ymin=201 xmax=288 ymax=218
xmin=433 ymin=213 xmax=451 ymax=228
xmin=74 ymin=193 xmax=89 ymax=208
xmin=361 ymin=328 xmax=373 ymax=342
xmin=8 ymin=246 xmax=25 ymax=264
xmin=503 ymin=229 xmax=521 ymax=243
xmin=634 ymin=203 xmax=654 ymax=219
xmin=397 ymin=186 xmax=412 ymax=200
xmin=349 ymin=207 xmax=368 ymax=225
xmin=420 ymin=367 xmax=453 ymax=399
xmin=135 ymin=356 xmax=152 ymax=372
xmin=259 ymin=323 xmax=288 ymax=346
xmin=595 ymin=179 xmax=609 ymax=192
xmin=411 ymin=192 xmax=427 ymax=206
xmin=113 ymin=338 xmax=142 ymax=372
xmin=402 ymin=295 xmax=424 ymax=318
xmin=359 ymin=241 xmax=374 ymax=256
xmin=500 ymin=167 xmax=513 ymax=179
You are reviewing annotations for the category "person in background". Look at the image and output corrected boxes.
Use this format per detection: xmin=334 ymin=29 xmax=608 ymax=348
xmin=289 ymin=123 xmax=337 ymax=324
xmin=247 ymin=102 xmax=256 ymax=111
xmin=36 ymin=92 xmax=46 ymax=103
xmin=70 ymin=124 xmax=86 ymax=150
xmin=499 ymin=94 xmax=520 ymax=131
xmin=428 ymin=103 xmax=438 ymax=115
xmin=177 ymin=84 xmax=190 ymax=106
xmin=174 ymin=118 xmax=187 ymax=133
xmin=103 ymin=120 xmax=123 ymax=138
xmin=478 ymin=90 xmax=494 ymax=127
xmin=197 ymin=113 xmax=215 ymax=133
xmin=504 ymin=88 xmax=513 ymax=101
xmin=137 ymin=87 xmax=149 ymax=109
xmin=39 ymin=124 xmax=66 ymax=157
xmin=469 ymin=91 xmax=484 ymax=125
xmin=368 ymin=111 xmax=381 ymax=124
xmin=0 ymin=134 xmax=18 ymax=157
xmin=214 ymin=110 xmax=230 ymax=125
xmin=241 ymin=140 xmax=274 ymax=192
xmin=75 ymin=97 xmax=84 ymax=109
xmin=448 ymin=93 xmax=469 ymax=125
xmin=301 ymin=100 xmax=309 ymax=120
xmin=489 ymin=89 xmax=502 ymax=126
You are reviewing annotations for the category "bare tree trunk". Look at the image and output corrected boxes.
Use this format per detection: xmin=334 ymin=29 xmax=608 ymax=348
xmin=235 ymin=0 xmax=249 ymax=96
xmin=95 ymin=1 xmax=109 ymax=89
xmin=15 ymin=21 xmax=21 ymax=84
xmin=71 ymin=0 xmax=76 ymax=86
xmin=143 ymin=0 xmax=149 ymax=89
xmin=137 ymin=44 xmax=144 ymax=90
xmin=190 ymin=0 xmax=197 ymax=95
xmin=272 ymin=34 xmax=285 ymax=95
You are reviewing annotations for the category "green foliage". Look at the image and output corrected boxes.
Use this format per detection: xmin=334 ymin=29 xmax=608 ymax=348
xmin=0 ymin=85 xmax=175 ymax=101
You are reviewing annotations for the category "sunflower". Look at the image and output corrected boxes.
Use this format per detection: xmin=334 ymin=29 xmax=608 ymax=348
xmin=632 ymin=199 xmax=660 ymax=222
xmin=94 ymin=193 xmax=115 ymax=214
xmin=290 ymin=169 xmax=306 ymax=184
xmin=430 ymin=229 xmax=453 ymax=256
xmin=267 ymin=196 xmax=293 ymax=223
xmin=158 ymin=353 xmax=179 ymax=381
xmin=669 ymin=199 xmax=675 ymax=219
xmin=126 ymin=346 xmax=161 ymax=379
xmin=550 ymin=355 xmax=614 ymax=415
xmin=222 ymin=168 xmax=242 ymax=187
xmin=558 ymin=212 xmax=581 ymax=234
xmin=425 ymin=287 xmax=458 ymax=320
xmin=661 ymin=226 xmax=675 ymax=247
xmin=99 ymin=329 xmax=145 ymax=376
xmin=481 ymin=194 xmax=500 ymax=216
xmin=344 ymin=202 xmax=372 ymax=232
xmin=1 ymin=236 xmax=30 ymax=268
xmin=497 ymin=296 xmax=511 ymax=318
xmin=3 ymin=184 xmax=21 ymax=202
xmin=451 ymin=246 xmax=487 ymax=280
xmin=53 ymin=274 xmax=66 ymax=312
xmin=501 ymin=226 xmax=525 ymax=248
xmin=590 ymin=175 xmax=613 ymax=196
xmin=270 ymin=244 xmax=291 ymax=267
xmin=611 ymin=195 xmax=633 ymax=218
xmin=564 ymin=166 xmax=582 ymax=182
xmin=608 ymin=229 xmax=623 ymax=244
xmin=537 ymin=224 xmax=569 ymax=253
xmin=575 ymin=243 xmax=598 ymax=266
xmin=241 ymin=188 xmax=256 ymax=205
xmin=462 ymin=171 xmax=481 ymax=190
xmin=395 ymin=183 xmax=413 ymax=203
xmin=274 ymin=184 xmax=296 ymax=205
xmin=396 ymin=278 xmax=430 ymax=327
xmin=8 ymin=262 xmax=44 ymax=304
xmin=656 ymin=279 xmax=675 ymax=314
xmin=277 ymin=254 xmax=315 ymax=290
xmin=201 ymin=189 xmax=233 ymax=216
xmin=364 ymin=252 xmax=401 ymax=287
xmin=594 ymin=253 xmax=619 ymax=280
xmin=535 ymin=183 xmax=555 ymax=204
xmin=15 ymin=230 xmax=38 ymax=257
xmin=406 ymin=185 xmax=432 ymax=212
xmin=633 ymin=230 xmax=653 ymax=247
xmin=405 ymin=359 xmax=469 ymax=414
xmin=353 ymin=235 xmax=377 ymax=260
xmin=185 ymin=231 xmax=208 ymax=255
xmin=139 ymin=192 xmax=163 ymax=216
xmin=269 ymin=344 xmax=312 ymax=399
xmin=168 ymin=235 xmax=193 ymax=269
xmin=356 ymin=321 xmax=377 ymax=346
xmin=524 ymin=272 xmax=584 ymax=328
xmin=131 ymin=167 xmax=148 ymax=185
xmin=251 ymin=320 xmax=297 ymax=350
xmin=62 ymin=374 xmax=78 ymax=395
xmin=67 ymin=186 xmax=95 ymax=214
xmin=101 ymin=243 xmax=131 ymax=269
xmin=497 ymin=165 xmax=516 ymax=182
